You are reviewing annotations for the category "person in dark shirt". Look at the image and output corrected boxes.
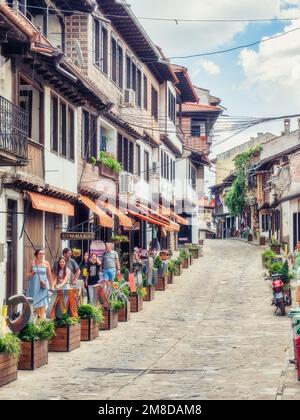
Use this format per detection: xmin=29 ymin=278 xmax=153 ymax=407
xmin=87 ymin=253 xmax=101 ymax=286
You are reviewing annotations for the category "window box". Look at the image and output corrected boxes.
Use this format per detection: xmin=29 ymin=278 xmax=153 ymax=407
xmin=98 ymin=162 xmax=119 ymax=180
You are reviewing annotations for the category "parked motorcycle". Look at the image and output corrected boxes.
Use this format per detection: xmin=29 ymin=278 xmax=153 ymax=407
xmin=271 ymin=273 xmax=292 ymax=316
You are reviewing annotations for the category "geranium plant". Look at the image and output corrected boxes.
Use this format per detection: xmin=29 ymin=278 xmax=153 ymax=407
xmin=99 ymin=151 xmax=123 ymax=173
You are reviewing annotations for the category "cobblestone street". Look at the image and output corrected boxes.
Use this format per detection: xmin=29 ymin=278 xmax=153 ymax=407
xmin=1 ymin=239 xmax=299 ymax=400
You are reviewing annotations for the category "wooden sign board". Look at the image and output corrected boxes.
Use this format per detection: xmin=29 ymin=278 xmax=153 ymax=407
xmin=60 ymin=232 xmax=95 ymax=241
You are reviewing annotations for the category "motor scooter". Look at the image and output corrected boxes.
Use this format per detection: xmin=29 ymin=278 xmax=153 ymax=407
xmin=271 ymin=273 xmax=291 ymax=316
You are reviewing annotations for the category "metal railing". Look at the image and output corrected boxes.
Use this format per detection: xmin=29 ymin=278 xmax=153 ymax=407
xmin=0 ymin=95 xmax=28 ymax=160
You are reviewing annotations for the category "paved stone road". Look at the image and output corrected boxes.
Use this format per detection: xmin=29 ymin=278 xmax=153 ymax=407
xmin=0 ymin=239 xmax=299 ymax=400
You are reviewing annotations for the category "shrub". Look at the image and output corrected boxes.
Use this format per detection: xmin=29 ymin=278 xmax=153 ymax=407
xmin=78 ymin=304 xmax=104 ymax=324
xmin=54 ymin=314 xmax=80 ymax=327
xmin=0 ymin=333 xmax=21 ymax=357
xmin=18 ymin=321 xmax=55 ymax=342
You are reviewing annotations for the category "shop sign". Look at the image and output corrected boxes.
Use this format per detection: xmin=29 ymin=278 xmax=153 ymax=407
xmin=60 ymin=232 xmax=95 ymax=241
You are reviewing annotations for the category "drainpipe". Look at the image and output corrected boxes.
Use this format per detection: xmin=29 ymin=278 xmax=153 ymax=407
xmin=54 ymin=54 xmax=78 ymax=83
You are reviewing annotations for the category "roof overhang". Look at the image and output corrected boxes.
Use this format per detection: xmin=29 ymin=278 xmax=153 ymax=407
xmin=171 ymin=64 xmax=198 ymax=103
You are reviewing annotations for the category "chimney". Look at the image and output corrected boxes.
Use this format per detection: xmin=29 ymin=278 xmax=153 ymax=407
xmin=284 ymin=118 xmax=290 ymax=135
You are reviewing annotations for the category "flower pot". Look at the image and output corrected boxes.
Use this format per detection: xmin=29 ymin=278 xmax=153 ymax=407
xmin=167 ymin=272 xmax=174 ymax=284
xmin=98 ymin=162 xmax=119 ymax=180
xmin=130 ymin=294 xmax=143 ymax=312
xmin=80 ymin=318 xmax=99 ymax=341
xmin=182 ymin=258 xmax=189 ymax=269
xmin=0 ymin=354 xmax=18 ymax=387
xmin=159 ymin=251 xmax=169 ymax=261
xmin=100 ymin=308 xmax=118 ymax=330
xmin=248 ymin=234 xmax=253 ymax=242
xmin=174 ymin=263 xmax=182 ymax=276
xmin=48 ymin=324 xmax=81 ymax=352
xmin=118 ymin=302 xmax=131 ymax=322
xmin=259 ymin=236 xmax=266 ymax=246
xmin=18 ymin=340 xmax=48 ymax=370
xmin=155 ymin=275 xmax=168 ymax=291
xmin=271 ymin=244 xmax=281 ymax=255
xmin=190 ymin=248 xmax=200 ymax=259
xmin=143 ymin=285 xmax=155 ymax=301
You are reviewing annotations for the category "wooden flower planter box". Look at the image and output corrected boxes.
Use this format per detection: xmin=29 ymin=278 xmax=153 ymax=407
xmin=98 ymin=162 xmax=119 ymax=180
xmin=167 ymin=272 xmax=174 ymax=284
xmin=118 ymin=302 xmax=131 ymax=322
xmin=143 ymin=285 xmax=155 ymax=301
xmin=199 ymin=239 xmax=204 ymax=245
xmin=189 ymin=255 xmax=193 ymax=265
xmin=190 ymin=248 xmax=200 ymax=259
xmin=174 ymin=264 xmax=183 ymax=276
xmin=130 ymin=294 xmax=143 ymax=312
xmin=248 ymin=234 xmax=253 ymax=242
xmin=259 ymin=236 xmax=266 ymax=246
xmin=182 ymin=258 xmax=190 ymax=269
xmin=0 ymin=354 xmax=18 ymax=387
xmin=271 ymin=244 xmax=281 ymax=255
xmin=80 ymin=319 xmax=99 ymax=341
xmin=155 ymin=275 xmax=168 ymax=291
xmin=18 ymin=340 xmax=48 ymax=370
xmin=100 ymin=307 xmax=119 ymax=330
xmin=48 ymin=324 xmax=81 ymax=352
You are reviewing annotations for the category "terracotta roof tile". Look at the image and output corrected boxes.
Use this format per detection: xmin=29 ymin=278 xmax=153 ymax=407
xmin=182 ymin=102 xmax=221 ymax=112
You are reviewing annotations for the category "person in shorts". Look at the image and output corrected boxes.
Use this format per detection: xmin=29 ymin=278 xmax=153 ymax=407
xmin=101 ymin=242 xmax=120 ymax=281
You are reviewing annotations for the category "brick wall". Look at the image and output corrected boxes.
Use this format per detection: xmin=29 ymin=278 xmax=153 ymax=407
xmin=181 ymin=117 xmax=210 ymax=154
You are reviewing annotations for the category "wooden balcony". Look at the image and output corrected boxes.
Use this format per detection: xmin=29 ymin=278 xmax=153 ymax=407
xmin=0 ymin=95 xmax=28 ymax=165
xmin=20 ymin=140 xmax=44 ymax=180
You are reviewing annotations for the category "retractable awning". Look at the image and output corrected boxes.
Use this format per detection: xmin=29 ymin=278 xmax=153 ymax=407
xmin=27 ymin=191 xmax=74 ymax=216
xmin=79 ymin=195 xmax=113 ymax=228
xmin=171 ymin=212 xmax=189 ymax=225
xmin=127 ymin=210 xmax=168 ymax=228
xmin=99 ymin=200 xmax=133 ymax=228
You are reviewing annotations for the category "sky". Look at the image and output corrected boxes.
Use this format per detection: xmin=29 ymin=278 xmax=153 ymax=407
xmin=126 ymin=0 xmax=300 ymax=191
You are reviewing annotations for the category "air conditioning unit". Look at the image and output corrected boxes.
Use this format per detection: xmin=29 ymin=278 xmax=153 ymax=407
xmin=119 ymin=172 xmax=134 ymax=194
xmin=123 ymin=89 xmax=136 ymax=107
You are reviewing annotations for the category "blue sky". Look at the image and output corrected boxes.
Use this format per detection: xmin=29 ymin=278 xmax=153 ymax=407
xmin=127 ymin=0 xmax=300 ymax=189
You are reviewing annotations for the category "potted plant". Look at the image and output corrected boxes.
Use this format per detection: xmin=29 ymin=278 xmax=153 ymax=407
xmin=111 ymin=281 xmax=131 ymax=322
xmin=100 ymin=300 xmax=119 ymax=330
xmin=167 ymin=259 xmax=175 ymax=284
xmin=17 ymin=320 xmax=55 ymax=370
xmin=130 ymin=287 xmax=145 ymax=312
xmin=48 ymin=315 xmax=81 ymax=352
xmin=78 ymin=304 xmax=103 ymax=341
xmin=248 ymin=232 xmax=253 ymax=242
xmin=188 ymin=245 xmax=201 ymax=259
xmin=180 ymin=249 xmax=190 ymax=269
xmin=154 ymin=255 xmax=168 ymax=291
xmin=159 ymin=250 xmax=169 ymax=261
xmin=98 ymin=151 xmax=123 ymax=180
xmin=0 ymin=333 xmax=21 ymax=387
xmin=270 ymin=239 xmax=281 ymax=255
xmin=142 ymin=272 xmax=155 ymax=302
xmin=259 ymin=235 xmax=266 ymax=246
xmin=262 ymin=248 xmax=276 ymax=268
xmin=174 ymin=257 xmax=183 ymax=276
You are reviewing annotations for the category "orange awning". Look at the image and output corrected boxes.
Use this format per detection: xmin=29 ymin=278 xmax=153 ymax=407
xmin=80 ymin=195 xmax=113 ymax=228
xmin=136 ymin=203 xmax=171 ymax=224
xmin=159 ymin=204 xmax=171 ymax=216
xmin=171 ymin=212 xmax=189 ymax=225
xmin=99 ymin=201 xmax=133 ymax=228
xmin=127 ymin=210 xmax=168 ymax=228
xmin=28 ymin=191 xmax=74 ymax=216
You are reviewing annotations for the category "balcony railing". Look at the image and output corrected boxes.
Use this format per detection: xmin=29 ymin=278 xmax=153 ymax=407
xmin=0 ymin=95 xmax=28 ymax=161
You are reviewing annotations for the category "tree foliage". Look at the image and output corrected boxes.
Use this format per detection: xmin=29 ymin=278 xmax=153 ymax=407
xmin=225 ymin=145 xmax=262 ymax=216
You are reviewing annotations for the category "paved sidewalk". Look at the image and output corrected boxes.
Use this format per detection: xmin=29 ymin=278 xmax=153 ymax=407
xmin=0 ymin=240 xmax=298 ymax=400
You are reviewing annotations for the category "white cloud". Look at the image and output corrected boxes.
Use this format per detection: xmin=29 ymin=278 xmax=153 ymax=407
xmin=239 ymin=19 xmax=300 ymax=114
xmin=129 ymin=0 xmax=284 ymax=57
xmin=199 ymin=60 xmax=221 ymax=75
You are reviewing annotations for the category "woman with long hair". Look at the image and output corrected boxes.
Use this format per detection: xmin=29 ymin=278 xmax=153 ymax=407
xmin=27 ymin=249 xmax=53 ymax=319
xmin=53 ymin=257 xmax=71 ymax=289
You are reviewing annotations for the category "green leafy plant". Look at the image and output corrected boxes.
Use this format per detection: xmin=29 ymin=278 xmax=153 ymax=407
xmin=0 ymin=333 xmax=21 ymax=356
xmin=55 ymin=314 xmax=80 ymax=327
xmin=18 ymin=321 xmax=55 ymax=342
xmin=111 ymin=235 xmax=129 ymax=243
xmin=78 ymin=304 xmax=104 ymax=324
xmin=262 ymin=248 xmax=276 ymax=269
xmin=180 ymin=249 xmax=191 ymax=259
xmin=121 ymin=266 xmax=130 ymax=282
xmin=99 ymin=151 xmax=123 ymax=173
xmin=168 ymin=259 xmax=176 ymax=274
xmin=109 ymin=300 xmax=125 ymax=311
xmin=90 ymin=156 xmax=97 ymax=166
xmin=154 ymin=255 xmax=163 ymax=270
xmin=136 ymin=287 xmax=147 ymax=299
xmin=175 ymin=257 xmax=183 ymax=265
xmin=225 ymin=145 xmax=263 ymax=216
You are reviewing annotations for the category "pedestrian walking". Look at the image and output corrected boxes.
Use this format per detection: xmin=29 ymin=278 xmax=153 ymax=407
xmin=27 ymin=249 xmax=52 ymax=319
xmin=53 ymin=247 xmax=80 ymax=286
xmin=101 ymin=242 xmax=120 ymax=281
xmin=79 ymin=251 xmax=90 ymax=281
xmin=53 ymin=257 xmax=71 ymax=289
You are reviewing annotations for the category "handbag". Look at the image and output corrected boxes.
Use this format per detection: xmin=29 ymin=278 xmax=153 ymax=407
xmin=36 ymin=262 xmax=46 ymax=289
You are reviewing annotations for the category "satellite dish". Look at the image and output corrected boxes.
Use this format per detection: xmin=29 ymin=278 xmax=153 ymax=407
xmin=74 ymin=40 xmax=84 ymax=68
